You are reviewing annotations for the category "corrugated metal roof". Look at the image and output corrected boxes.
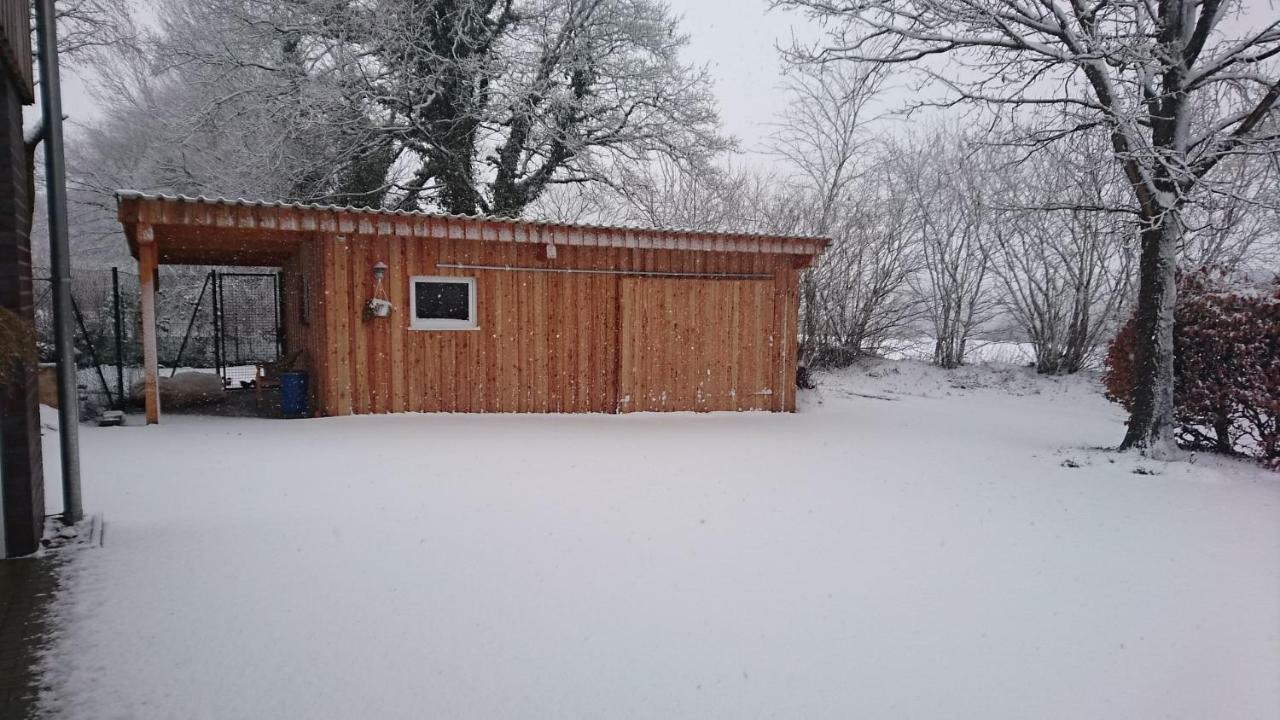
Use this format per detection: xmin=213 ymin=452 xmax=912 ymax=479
xmin=115 ymin=190 xmax=831 ymax=252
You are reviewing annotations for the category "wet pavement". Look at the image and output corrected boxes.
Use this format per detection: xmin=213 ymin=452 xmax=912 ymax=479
xmin=0 ymin=555 xmax=57 ymax=719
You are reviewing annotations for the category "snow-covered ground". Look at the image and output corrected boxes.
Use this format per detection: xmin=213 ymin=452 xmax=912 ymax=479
xmin=37 ymin=360 xmax=1279 ymax=719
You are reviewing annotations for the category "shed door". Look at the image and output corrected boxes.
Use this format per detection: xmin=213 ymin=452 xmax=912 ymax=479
xmin=618 ymin=277 xmax=779 ymax=412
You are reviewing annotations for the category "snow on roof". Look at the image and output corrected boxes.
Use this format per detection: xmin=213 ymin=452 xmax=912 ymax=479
xmin=115 ymin=190 xmax=831 ymax=251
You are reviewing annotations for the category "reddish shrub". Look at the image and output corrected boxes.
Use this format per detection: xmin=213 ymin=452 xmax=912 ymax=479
xmin=1105 ymin=269 xmax=1280 ymax=469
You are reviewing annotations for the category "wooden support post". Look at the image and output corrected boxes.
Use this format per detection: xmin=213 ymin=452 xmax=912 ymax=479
xmin=137 ymin=225 xmax=160 ymax=424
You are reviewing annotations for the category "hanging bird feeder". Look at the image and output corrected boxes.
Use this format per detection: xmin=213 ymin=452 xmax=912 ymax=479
xmin=365 ymin=261 xmax=393 ymax=319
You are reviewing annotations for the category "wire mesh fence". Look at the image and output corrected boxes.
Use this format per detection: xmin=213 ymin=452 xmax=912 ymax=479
xmin=34 ymin=266 xmax=137 ymax=411
xmin=215 ymin=272 xmax=282 ymax=387
xmin=33 ymin=265 xmax=282 ymax=412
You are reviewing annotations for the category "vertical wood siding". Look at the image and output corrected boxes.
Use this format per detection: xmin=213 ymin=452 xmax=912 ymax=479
xmin=296 ymin=234 xmax=802 ymax=415
xmin=617 ymin=277 xmax=781 ymax=411
xmin=280 ymin=240 xmax=328 ymax=411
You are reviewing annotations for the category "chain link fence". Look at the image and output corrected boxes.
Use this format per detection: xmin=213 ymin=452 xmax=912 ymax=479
xmin=33 ymin=266 xmax=281 ymax=413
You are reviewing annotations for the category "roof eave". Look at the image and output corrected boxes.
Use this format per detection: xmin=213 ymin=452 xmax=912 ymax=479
xmin=115 ymin=191 xmax=832 ymax=258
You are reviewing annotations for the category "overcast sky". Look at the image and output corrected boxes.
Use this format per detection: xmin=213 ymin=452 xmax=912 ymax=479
xmin=667 ymin=0 xmax=818 ymax=154
xmin=49 ymin=0 xmax=1278 ymax=155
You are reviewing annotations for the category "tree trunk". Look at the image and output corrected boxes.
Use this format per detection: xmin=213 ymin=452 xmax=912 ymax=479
xmin=438 ymin=154 xmax=483 ymax=216
xmin=1120 ymin=215 xmax=1178 ymax=455
xmin=1212 ymin=412 xmax=1233 ymax=455
xmin=799 ymin=268 xmax=818 ymax=360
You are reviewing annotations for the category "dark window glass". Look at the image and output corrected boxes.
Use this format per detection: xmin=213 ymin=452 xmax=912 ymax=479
xmin=415 ymin=281 xmax=470 ymax=321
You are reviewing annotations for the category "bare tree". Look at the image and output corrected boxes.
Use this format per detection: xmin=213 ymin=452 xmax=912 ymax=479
xmin=987 ymin=136 xmax=1135 ymax=373
xmin=897 ymin=132 xmax=996 ymax=369
xmin=773 ymin=0 xmax=1280 ymax=453
xmin=606 ymin=156 xmax=761 ymax=231
xmin=23 ymin=0 xmax=138 ymax=244
xmin=768 ymin=61 xmax=887 ymax=365
xmin=60 ymin=36 xmax=387 ymax=265
xmin=46 ymin=0 xmax=138 ymax=69
xmin=526 ymin=182 xmax=618 ymax=224
xmin=768 ymin=62 xmax=887 ymax=231
xmin=1179 ymin=153 xmax=1280 ymax=270
xmin=805 ymin=167 xmax=923 ymax=363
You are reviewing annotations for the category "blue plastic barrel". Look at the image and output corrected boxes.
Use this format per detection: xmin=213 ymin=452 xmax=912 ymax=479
xmin=280 ymin=371 xmax=308 ymax=417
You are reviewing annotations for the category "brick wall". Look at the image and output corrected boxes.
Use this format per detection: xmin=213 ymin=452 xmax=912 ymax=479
xmin=0 ymin=76 xmax=45 ymax=557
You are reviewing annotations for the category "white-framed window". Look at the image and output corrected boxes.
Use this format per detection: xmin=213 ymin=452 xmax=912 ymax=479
xmin=409 ymin=275 xmax=477 ymax=330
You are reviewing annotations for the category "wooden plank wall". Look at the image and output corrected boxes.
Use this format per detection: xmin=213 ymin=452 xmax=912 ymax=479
xmin=295 ymin=233 xmax=802 ymax=415
xmin=280 ymin=241 xmax=329 ymax=412
xmin=618 ymin=278 xmax=779 ymax=412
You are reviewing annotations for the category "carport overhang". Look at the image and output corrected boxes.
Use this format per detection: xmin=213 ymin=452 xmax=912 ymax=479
xmin=118 ymin=194 xmax=315 ymax=424
xmin=119 ymin=195 xmax=307 ymax=267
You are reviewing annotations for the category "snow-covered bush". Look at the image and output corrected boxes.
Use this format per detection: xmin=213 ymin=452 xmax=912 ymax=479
xmin=1105 ymin=270 xmax=1280 ymax=469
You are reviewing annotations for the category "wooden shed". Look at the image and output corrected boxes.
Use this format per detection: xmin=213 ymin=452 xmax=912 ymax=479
xmin=117 ymin=193 xmax=828 ymax=423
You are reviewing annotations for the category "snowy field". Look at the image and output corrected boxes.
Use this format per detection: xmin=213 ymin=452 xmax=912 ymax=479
xmin=38 ymin=361 xmax=1280 ymax=719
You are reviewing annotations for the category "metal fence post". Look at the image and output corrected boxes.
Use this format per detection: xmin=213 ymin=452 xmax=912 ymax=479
xmin=211 ymin=270 xmax=222 ymax=379
xmin=112 ymin=267 xmax=124 ymax=409
xmin=70 ymin=294 xmax=113 ymax=409
xmin=273 ymin=272 xmax=282 ymax=358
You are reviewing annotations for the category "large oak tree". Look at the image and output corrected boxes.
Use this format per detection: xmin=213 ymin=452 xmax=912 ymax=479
xmin=151 ymin=0 xmax=728 ymax=217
